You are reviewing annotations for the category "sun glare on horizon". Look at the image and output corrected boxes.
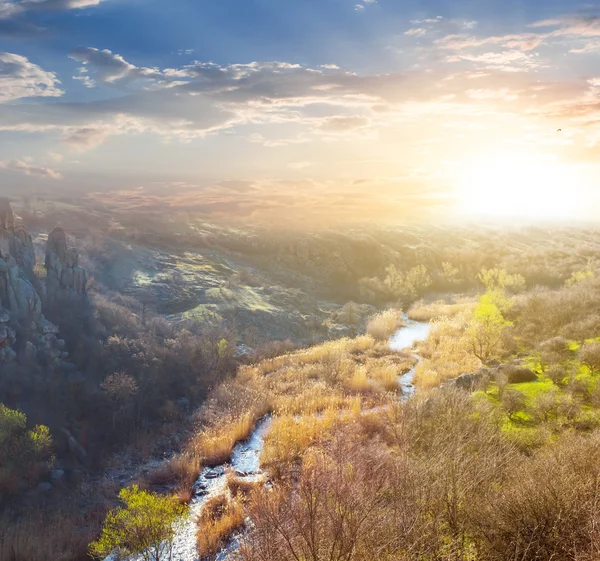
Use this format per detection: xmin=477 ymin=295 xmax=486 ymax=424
xmin=456 ymin=152 xmax=584 ymax=221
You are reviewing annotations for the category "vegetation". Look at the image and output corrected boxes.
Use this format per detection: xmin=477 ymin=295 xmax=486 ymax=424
xmin=0 ymin=404 xmax=52 ymax=497
xmin=365 ymin=308 xmax=404 ymax=341
xmin=89 ymin=485 xmax=187 ymax=561
xmin=12 ymin=201 xmax=600 ymax=560
xmin=197 ymin=494 xmax=245 ymax=558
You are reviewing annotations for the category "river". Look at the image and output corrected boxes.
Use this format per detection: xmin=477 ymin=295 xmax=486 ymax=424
xmin=108 ymin=318 xmax=431 ymax=561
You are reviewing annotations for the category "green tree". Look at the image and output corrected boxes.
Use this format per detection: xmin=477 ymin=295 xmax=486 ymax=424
xmin=478 ymin=268 xmax=525 ymax=294
xmin=89 ymin=485 xmax=188 ymax=561
xmin=0 ymin=404 xmax=52 ymax=496
xmin=468 ymin=293 xmax=512 ymax=364
xmin=441 ymin=261 xmax=461 ymax=286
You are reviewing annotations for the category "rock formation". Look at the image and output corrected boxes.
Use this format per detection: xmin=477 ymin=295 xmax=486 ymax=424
xmin=46 ymin=227 xmax=88 ymax=303
xmin=0 ymin=199 xmax=87 ymax=366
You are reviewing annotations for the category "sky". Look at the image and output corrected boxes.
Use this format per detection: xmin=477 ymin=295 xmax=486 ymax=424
xmin=2 ymin=0 xmax=600 ymax=223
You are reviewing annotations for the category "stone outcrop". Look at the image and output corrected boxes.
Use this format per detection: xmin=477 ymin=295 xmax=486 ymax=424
xmin=46 ymin=227 xmax=88 ymax=303
xmin=0 ymin=199 xmax=88 ymax=366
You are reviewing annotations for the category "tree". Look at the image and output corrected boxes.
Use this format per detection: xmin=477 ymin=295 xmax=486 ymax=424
xmin=101 ymin=372 xmax=138 ymax=431
xmin=580 ymin=342 xmax=600 ymax=375
xmin=478 ymin=268 xmax=525 ymax=294
xmin=441 ymin=262 xmax=461 ymax=286
xmin=89 ymin=485 xmax=187 ymax=561
xmin=467 ymin=293 xmax=512 ymax=364
xmin=0 ymin=404 xmax=52 ymax=496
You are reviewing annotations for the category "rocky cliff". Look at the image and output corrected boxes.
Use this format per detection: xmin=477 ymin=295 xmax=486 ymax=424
xmin=0 ymin=198 xmax=87 ymax=365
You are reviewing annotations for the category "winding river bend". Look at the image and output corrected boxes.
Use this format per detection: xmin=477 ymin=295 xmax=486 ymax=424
xmin=111 ymin=318 xmax=431 ymax=561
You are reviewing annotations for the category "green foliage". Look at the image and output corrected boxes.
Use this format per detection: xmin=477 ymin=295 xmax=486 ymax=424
xmin=361 ymin=264 xmax=432 ymax=304
xmin=217 ymin=338 xmax=230 ymax=359
xmin=441 ymin=261 xmax=460 ymax=285
xmin=467 ymin=292 xmax=512 ymax=364
xmin=478 ymin=268 xmax=525 ymax=293
xmin=0 ymin=404 xmax=52 ymax=496
xmin=89 ymin=485 xmax=187 ymax=561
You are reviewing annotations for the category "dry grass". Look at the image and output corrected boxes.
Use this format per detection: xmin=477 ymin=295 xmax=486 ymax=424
xmin=413 ymin=314 xmax=480 ymax=389
xmin=0 ymin=512 xmax=98 ymax=561
xmin=262 ymin=405 xmax=361 ymax=477
xmin=149 ymin=454 xmax=202 ymax=491
xmin=197 ymin=494 xmax=245 ymax=558
xmin=408 ymin=297 xmax=477 ymax=322
xmin=366 ymin=309 xmax=404 ymax=341
xmin=175 ymin=335 xmax=403 ymax=496
xmin=226 ymin=472 xmax=260 ymax=499
xmin=190 ymin=413 xmax=258 ymax=467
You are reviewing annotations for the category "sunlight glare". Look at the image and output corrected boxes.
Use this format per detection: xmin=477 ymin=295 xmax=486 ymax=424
xmin=457 ymin=153 xmax=581 ymax=220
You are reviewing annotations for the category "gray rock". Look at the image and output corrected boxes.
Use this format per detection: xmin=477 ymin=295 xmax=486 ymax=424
xmin=50 ymin=469 xmax=65 ymax=482
xmin=37 ymin=482 xmax=53 ymax=492
xmin=175 ymin=397 xmax=190 ymax=410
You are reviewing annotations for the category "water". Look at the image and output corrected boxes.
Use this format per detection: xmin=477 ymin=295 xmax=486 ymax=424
xmin=106 ymin=320 xmax=431 ymax=561
xmin=389 ymin=318 xmax=431 ymax=352
xmin=389 ymin=317 xmax=432 ymax=397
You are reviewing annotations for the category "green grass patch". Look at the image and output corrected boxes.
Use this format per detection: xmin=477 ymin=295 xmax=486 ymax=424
xmin=507 ymin=377 xmax=555 ymax=406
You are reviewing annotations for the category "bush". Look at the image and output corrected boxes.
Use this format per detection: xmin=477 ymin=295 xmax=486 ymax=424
xmin=0 ymin=404 xmax=52 ymax=497
xmin=546 ymin=364 xmax=568 ymax=387
xmin=197 ymin=494 xmax=245 ymax=558
xmin=473 ymin=433 xmax=600 ymax=561
xmin=89 ymin=485 xmax=187 ymax=561
xmin=580 ymin=342 xmax=600 ymax=374
xmin=366 ymin=309 xmax=404 ymax=341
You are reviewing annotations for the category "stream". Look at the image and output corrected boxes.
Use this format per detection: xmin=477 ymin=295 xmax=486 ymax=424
xmin=109 ymin=318 xmax=431 ymax=561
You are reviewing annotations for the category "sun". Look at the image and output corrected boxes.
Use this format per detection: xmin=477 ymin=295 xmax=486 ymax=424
xmin=456 ymin=152 xmax=581 ymax=220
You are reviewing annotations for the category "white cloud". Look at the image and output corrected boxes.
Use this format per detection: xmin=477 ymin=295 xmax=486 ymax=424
xmin=354 ymin=0 xmax=376 ymax=12
xmin=0 ymin=158 xmax=61 ymax=179
xmin=0 ymin=52 xmax=63 ymax=102
xmin=405 ymin=28 xmax=427 ymax=37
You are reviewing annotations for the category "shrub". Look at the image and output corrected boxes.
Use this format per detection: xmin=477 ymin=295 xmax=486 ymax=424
xmin=89 ymin=485 xmax=187 ymax=561
xmin=546 ymin=364 xmax=568 ymax=387
xmin=366 ymin=309 xmax=404 ymax=341
xmin=197 ymin=495 xmax=245 ymax=558
xmin=580 ymin=342 xmax=600 ymax=375
xmin=501 ymin=389 xmax=526 ymax=421
xmin=473 ymin=433 xmax=600 ymax=561
xmin=0 ymin=404 xmax=52 ymax=497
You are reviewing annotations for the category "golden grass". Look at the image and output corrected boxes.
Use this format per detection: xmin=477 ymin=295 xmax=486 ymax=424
xmin=197 ymin=495 xmax=245 ymax=558
xmin=366 ymin=309 xmax=405 ymax=341
xmin=226 ymin=472 xmax=260 ymax=499
xmin=413 ymin=314 xmax=481 ymax=389
xmin=262 ymin=405 xmax=361 ymax=476
xmin=190 ymin=413 xmax=258 ymax=467
xmin=175 ymin=335 xmax=405 ymax=494
xmin=149 ymin=454 xmax=202 ymax=491
xmin=408 ymin=297 xmax=477 ymax=322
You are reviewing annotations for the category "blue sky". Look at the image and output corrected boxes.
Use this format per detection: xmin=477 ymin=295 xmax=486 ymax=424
xmin=2 ymin=0 xmax=600 ymax=222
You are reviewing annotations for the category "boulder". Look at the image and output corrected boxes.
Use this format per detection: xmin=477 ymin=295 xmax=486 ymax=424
xmin=50 ymin=469 xmax=65 ymax=483
xmin=454 ymin=369 xmax=491 ymax=391
xmin=505 ymin=366 xmax=538 ymax=384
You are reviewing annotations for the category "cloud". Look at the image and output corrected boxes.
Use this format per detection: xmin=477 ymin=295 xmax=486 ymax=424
xmin=0 ymin=52 xmax=63 ymax=102
xmin=445 ymin=50 xmax=542 ymax=72
xmin=0 ymin=158 xmax=61 ymax=179
xmin=316 ymin=115 xmax=372 ymax=133
xmin=354 ymin=0 xmax=376 ymax=12
xmin=69 ymin=47 xmax=162 ymax=85
xmin=0 ymin=0 xmax=103 ymax=37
